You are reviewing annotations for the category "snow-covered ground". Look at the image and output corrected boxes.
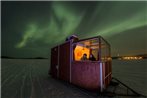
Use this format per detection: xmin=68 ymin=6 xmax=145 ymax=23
xmin=1 ymin=59 xmax=147 ymax=98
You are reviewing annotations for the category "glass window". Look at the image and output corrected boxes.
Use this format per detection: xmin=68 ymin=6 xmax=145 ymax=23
xmin=73 ymin=38 xmax=100 ymax=61
xmin=100 ymin=37 xmax=111 ymax=62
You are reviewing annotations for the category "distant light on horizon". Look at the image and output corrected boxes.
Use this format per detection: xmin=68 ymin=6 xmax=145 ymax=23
xmin=121 ymin=56 xmax=143 ymax=60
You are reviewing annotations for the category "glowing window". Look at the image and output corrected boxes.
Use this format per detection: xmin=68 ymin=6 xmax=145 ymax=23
xmin=74 ymin=45 xmax=90 ymax=61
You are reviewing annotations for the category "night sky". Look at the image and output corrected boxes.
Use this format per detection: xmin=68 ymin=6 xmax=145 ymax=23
xmin=2 ymin=1 xmax=147 ymax=58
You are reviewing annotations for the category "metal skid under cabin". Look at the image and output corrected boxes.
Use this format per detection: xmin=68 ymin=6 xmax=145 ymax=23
xmin=49 ymin=35 xmax=112 ymax=92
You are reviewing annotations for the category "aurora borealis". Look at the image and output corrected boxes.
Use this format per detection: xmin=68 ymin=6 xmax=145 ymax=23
xmin=2 ymin=1 xmax=147 ymax=58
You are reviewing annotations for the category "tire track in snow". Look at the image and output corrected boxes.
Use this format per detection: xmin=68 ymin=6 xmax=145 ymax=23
xmin=30 ymin=61 xmax=47 ymax=98
xmin=1 ymin=65 xmax=25 ymax=88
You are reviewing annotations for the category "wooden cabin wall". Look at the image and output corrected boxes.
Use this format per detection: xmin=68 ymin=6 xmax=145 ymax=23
xmin=59 ymin=41 xmax=71 ymax=82
xmin=71 ymin=61 xmax=101 ymax=90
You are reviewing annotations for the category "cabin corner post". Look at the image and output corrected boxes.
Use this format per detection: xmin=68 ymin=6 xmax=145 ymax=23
xmin=100 ymin=62 xmax=104 ymax=92
xmin=98 ymin=37 xmax=101 ymax=62
xmin=109 ymin=44 xmax=112 ymax=80
xmin=99 ymin=37 xmax=104 ymax=92
xmin=70 ymin=40 xmax=72 ymax=83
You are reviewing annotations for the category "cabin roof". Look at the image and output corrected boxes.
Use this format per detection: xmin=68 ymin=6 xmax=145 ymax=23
xmin=73 ymin=36 xmax=110 ymax=47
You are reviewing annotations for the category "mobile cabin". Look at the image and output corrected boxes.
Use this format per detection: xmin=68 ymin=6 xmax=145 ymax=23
xmin=49 ymin=35 xmax=112 ymax=92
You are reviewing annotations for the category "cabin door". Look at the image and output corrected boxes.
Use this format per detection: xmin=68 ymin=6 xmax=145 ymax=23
xmin=51 ymin=46 xmax=59 ymax=78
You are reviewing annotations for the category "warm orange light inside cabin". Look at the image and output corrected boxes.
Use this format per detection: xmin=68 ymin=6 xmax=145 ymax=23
xmin=74 ymin=45 xmax=90 ymax=61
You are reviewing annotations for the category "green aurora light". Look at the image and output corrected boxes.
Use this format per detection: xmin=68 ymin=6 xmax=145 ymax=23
xmin=2 ymin=1 xmax=147 ymax=58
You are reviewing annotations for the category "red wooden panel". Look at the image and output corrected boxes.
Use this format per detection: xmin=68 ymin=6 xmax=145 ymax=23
xmin=104 ymin=61 xmax=112 ymax=88
xmin=71 ymin=61 xmax=100 ymax=90
xmin=50 ymin=46 xmax=58 ymax=78
xmin=59 ymin=42 xmax=70 ymax=81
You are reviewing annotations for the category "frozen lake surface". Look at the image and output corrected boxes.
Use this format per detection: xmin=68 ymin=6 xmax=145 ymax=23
xmin=112 ymin=59 xmax=147 ymax=96
xmin=1 ymin=59 xmax=147 ymax=98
